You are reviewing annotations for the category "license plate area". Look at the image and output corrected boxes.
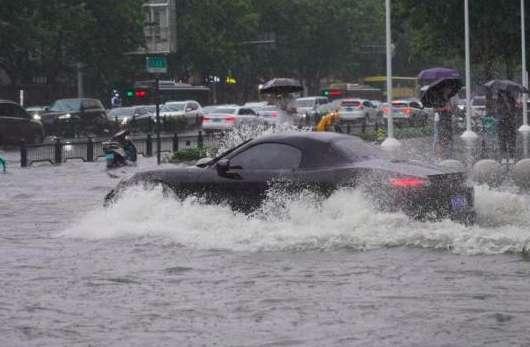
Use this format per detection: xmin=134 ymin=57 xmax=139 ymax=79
xmin=450 ymin=195 xmax=467 ymax=210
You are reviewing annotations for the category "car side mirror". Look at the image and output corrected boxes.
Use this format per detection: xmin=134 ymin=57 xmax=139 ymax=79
xmin=196 ymin=157 xmax=213 ymax=167
xmin=216 ymin=158 xmax=242 ymax=178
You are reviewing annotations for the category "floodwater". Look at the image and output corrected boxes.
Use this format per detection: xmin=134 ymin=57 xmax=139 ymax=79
xmin=1 ymin=138 xmax=530 ymax=346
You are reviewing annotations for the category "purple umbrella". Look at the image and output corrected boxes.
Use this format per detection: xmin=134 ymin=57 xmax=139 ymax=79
xmin=418 ymin=68 xmax=460 ymax=84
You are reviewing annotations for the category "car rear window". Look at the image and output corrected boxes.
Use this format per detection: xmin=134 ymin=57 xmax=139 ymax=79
xmin=341 ymin=100 xmax=361 ymax=107
xmin=214 ymin=108 xmax=236 ymax=114
xmin=392 ymin=102 xmax=409 ymax=108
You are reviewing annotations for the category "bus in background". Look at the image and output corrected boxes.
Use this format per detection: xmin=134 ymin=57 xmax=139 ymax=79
xmin=123 ymin=80 xmax=211 ymax=106
xmin=321 ymin=83 xmax=383 ymax=101
xmin=362 ymin=76 xmax=419 ymax=99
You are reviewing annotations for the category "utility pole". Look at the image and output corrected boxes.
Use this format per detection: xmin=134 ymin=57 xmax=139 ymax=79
xmin=381 ymin=0 xmax=400 ymax=150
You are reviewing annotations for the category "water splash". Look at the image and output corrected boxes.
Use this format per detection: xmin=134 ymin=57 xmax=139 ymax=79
xmin=61 ymin=183 xmax=530 ymax=255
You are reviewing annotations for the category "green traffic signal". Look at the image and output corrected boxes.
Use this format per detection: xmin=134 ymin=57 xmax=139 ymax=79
xmin=126 ymin=90 xmax=134 ymax=97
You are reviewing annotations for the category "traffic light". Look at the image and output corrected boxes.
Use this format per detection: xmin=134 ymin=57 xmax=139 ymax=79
xmin=322 ymin=89 xmax=343 ymax=98
xmin=125 ymin=89 xmax=134 ymax=98
xmin=135 ymin=89 xmax=148 ymax=98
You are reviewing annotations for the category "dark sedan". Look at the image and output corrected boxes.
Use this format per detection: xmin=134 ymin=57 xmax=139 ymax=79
xmin=0 ymin=100 xmax=45 ymax=145
xmin=41 ymin=98 xmax=110 ymax=137
xmin=105 ymin=132 xmax=475 ymax=224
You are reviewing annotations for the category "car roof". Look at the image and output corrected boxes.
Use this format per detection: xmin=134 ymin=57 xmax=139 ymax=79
xmin=250 ymin=131 xmax=357 ymax=146
xmin=0 ymin=99 xmax=17 ymax=104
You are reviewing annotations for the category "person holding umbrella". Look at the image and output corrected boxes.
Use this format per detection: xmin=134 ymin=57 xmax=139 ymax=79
xmin=484 ymin=80 xmax=528 ymax=161
xmin=495 ymin=91 xmax=518 ymax=160
xmin=420 ymin=75 xmax=462 ymax=159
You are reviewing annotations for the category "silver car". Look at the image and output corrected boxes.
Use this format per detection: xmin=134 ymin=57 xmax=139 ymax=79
xmin=337 ymin=99 xmax=378 ymax=122
xmin=201 ymin=106 xmax=261 ymax=130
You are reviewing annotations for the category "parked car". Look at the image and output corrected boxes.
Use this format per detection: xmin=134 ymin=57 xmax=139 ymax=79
xmin=41 ymin=98 xmax=110 ymax=137
xmin=337 ymin=98 xmax=378 ymax=124
xmin=162 ymin=100 xmax=203 ymax=127
xmin=383 ymin=99 xmax=429 ymax=127
xmin=105 ymin=132 xmax=475 ymax=224
xmin=250 ymin=105 xmax=289 ymax=126
xmin=201 ymin=106 xmax=262 ymax=131
xmin=294 ymin=96 xmax=330 ymax=125
xmin=0 ymin=100 xmax=45 ymax=145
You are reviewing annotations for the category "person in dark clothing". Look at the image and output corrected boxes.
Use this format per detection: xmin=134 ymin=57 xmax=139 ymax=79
xmin=435 ymin=92 xmax=457 ymax=159
xmin=112 ymin=130 xmax=137 ymax=163
xmin=495 ymin=92 xmax=517 ymax=160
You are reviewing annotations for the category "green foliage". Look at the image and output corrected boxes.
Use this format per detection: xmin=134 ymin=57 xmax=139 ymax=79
xmin=0 ymin=0 xmax=144 ymax=97
xmin=171 ymin=146 xmax=209 ymax=162
xmin=360 ymin=125 xmax=434 ymax=142
xmin=393 ymin=0 xmax=525 ymax=81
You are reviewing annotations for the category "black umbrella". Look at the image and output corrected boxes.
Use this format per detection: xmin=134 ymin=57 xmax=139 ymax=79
xmin=420 ymin=77 xmax=463 ymax=108
xmin=483 ymin=80 xmax=528 ymax=98
xmin=259 ymin=78 xmax=303 ymax=94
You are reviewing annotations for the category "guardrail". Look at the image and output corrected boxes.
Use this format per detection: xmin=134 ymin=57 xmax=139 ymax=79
xmin=20 ymin=131 xmax=210 ymax=167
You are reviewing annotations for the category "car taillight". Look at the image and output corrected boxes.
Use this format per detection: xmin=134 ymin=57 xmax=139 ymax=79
xmin=404 ymin=107 xmax=412 ymax=117
xmin=271 ymin=112 xmax=278 ymax=117
xmin=358 ymin=104 xmax=364 ymax=109
xmin=202 ymin=116 xmax=210 ymax=123
xmin=389 ymin=177 xmax=428 ymax=188
xmin=226 ymin=116 xmax=236 ymax=123
xmin=383 ymin=107 xmax=390 ymax=114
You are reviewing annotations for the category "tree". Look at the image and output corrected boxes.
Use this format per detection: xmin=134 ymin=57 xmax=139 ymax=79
xmin=394 ymin=0 xmax=525 ymax=82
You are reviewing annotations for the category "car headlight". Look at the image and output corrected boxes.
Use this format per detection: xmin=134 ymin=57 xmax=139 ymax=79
xmin=457 ymin=105 xmax=465 ymax=110
xmin=121 ymin=117 xmax=129 ymax=125
xmin=32 ymin=114 xmax=41 ymax=120
xmin=58 ymin=113 xmax=72 ymax=120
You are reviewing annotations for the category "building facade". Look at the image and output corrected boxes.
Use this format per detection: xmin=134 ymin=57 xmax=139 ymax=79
xmin=143 ymin=0 xmax=177 ymax=54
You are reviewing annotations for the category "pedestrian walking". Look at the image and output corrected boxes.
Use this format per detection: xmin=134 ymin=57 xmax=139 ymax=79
xmin=495 ymin=91 xmax=517 ymax=161
xmin=434 ymin=94 xmax=457 ymax=160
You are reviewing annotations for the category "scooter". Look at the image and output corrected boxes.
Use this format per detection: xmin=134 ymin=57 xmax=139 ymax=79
xmin=103 ymin=130 xmax=137 ymax=169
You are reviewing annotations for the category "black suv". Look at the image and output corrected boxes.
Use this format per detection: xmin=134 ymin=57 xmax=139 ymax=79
xmin=41 ymin=98 xmax=110 ymax=137
xmin=0 ymin=100 xmax=45 ymax=145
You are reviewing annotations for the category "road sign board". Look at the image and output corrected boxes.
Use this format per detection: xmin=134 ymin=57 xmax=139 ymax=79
xmin=146 ymin=56 xmax=167 ymax=74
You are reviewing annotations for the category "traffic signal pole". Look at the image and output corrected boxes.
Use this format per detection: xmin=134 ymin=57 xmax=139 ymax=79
xmin=156 ymin=76 xmax=161 ymax=165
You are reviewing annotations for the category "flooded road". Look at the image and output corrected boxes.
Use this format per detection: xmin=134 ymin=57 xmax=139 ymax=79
xmin=1 ymin=147 xmax=530 ymax=346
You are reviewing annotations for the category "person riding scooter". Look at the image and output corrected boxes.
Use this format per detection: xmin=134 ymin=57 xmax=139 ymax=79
xmin=103 ymin=130 xmax=137 ymax=169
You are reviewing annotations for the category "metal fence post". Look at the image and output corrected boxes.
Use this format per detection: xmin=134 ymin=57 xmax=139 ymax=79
xmin=87 ymin=137 xmax=94 ymax=162
xmin=54 ymin=138 xmax=62 ymax=164
xmin=172 ymin=133 xmax=179 ymax=152
xmin=148 ymin=116 xmax=153 ymax=133
xmin=198 ymin=131 xmax=204 ymax=148
xmin=146 ymin=134 xmax=153 ymax=157
xmin=20 ymin=140 xmax=27 ymax=167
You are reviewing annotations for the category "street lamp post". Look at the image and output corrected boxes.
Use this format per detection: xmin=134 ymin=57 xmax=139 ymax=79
xmin=381 ymin=0 xmax=400 ymax=150
xmin=461 ymin=0 xmax=478 ymax=140
xmin=520 ymin=0 xmax=530 ymax=132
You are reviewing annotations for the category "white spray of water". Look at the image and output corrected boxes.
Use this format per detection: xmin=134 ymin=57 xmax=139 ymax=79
xmin=61 ymin=183 xmax=530 ymax=255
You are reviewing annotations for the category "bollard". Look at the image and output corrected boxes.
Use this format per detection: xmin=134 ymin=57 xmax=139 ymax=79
xmin=146 ymin=134 xmax=153 ymax=157
xmin=198 ymin=131 xmax=204 ymax=148
xmin=54 ymin=138 xmax=62 ymax=164
xmin=87 ymin=137 xmax=94 ymax=162
xmin=346 ymin=124 xmax=351 ymax=134
xmin=172 ymin=133 xmax=179 ymax=152
xmin=20 ymin=140 xmax=27 ymax=167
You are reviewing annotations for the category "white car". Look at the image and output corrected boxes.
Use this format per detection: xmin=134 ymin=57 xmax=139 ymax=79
xmin=382 ymin=99 xmax=429 ymax=126
xmin=162 ymin=100 xmax=203 ymax=127
xmin=337 ymin=99 xmax=378 ymax=122
xmin=201 ymin=106 xmax=261 ymax=130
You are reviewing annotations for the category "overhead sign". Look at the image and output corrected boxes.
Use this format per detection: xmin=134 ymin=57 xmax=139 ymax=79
xmin=146 ymin=56 xmax=167 ymax=74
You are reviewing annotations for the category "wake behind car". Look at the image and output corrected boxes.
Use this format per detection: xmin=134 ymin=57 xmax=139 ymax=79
xmin=41 ymin=98 xmax=110 ymax=137
xmin=105 ymin=132 xmax=475 ymax=224
xmin=0 ymin=100 xmax=45 ymax=145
